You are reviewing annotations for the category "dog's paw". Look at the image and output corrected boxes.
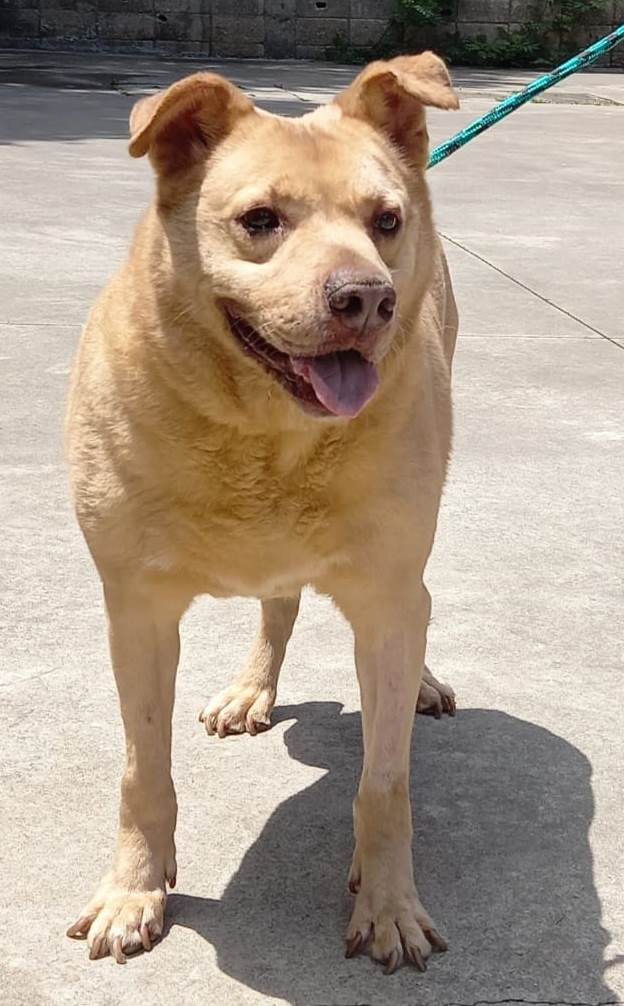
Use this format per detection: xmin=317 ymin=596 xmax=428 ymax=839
xmin=416 ymin=668 xmax=456 ymax=719
xmin=345 ymin=884 xmax=447 ymax=974
xmin=67 ymin=886 xmax=167 ymax=963
xmin=199 ymin=682 xmax=276 ymax=737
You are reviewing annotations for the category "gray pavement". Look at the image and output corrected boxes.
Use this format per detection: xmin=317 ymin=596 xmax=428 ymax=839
xmin=1 ymin=49 xmax=623 ymax=1006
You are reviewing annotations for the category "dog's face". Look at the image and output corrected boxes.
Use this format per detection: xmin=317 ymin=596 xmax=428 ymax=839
xmin=130 ymin=55 xmax=458 ymax=420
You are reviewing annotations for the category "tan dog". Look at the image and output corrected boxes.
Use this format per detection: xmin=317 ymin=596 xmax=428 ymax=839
xmin=65 ymin=53 xmax=459 ymax=973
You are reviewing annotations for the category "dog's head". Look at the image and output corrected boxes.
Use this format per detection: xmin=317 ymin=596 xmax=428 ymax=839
xmin=129 ymin=55 xmax=458 ymax=421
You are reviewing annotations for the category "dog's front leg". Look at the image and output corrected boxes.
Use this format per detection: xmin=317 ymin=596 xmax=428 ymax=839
xmin=340 ymin=579 xmax=447 ymax=973
xmin=67 ymin=577 xmax=189 ymax=963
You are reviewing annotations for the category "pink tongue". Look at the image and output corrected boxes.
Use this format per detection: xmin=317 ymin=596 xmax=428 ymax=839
xmin=291 ymin=350 xmax=379 ymax=418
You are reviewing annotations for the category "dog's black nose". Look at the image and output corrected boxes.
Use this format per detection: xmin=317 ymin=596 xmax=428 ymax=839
xmin=325 ymin=275 xmax=396 ymax=332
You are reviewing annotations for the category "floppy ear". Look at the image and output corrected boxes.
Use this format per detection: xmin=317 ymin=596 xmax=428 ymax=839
xmin=335 ymin=52 xmax=458 ymax=168
xmin=128 ymin=72 xmax=254 ymax=175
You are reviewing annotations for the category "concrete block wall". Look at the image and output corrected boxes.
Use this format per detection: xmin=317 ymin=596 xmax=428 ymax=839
xmin=1 ymin=0 xmax=622 ymax=65
xmin=447 ymin=0 xmax=623 ymax=66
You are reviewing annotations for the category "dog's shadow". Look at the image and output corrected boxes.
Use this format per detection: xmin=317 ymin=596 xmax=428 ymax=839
xmin=167 ymin=702 xmax=614 ymax=1005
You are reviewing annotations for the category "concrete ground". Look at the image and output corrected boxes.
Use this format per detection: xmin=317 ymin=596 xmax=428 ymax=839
xmin=1 ymin=49 xmax=623 ymax=1006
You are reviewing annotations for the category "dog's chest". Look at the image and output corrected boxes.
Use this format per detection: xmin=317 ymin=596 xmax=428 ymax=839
xmin=143 ymin=427 xmax=355 ymax=597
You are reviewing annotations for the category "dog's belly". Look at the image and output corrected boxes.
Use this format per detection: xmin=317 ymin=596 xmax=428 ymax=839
xmin=138 ymin=495 xmax=348 ymax=600
xmin=190 ymin=557 xmax=336 ymax=600
xmin=144 ymin=536 xmax=344 ymax=599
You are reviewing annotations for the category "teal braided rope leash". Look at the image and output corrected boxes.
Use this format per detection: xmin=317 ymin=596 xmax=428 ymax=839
xmin=428 ymin=24 xmax=624 ymax=169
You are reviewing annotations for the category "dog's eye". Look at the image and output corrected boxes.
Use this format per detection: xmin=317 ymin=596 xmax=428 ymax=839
xmin=375 ymin=211 xmax=401 ymax=235
xmin=240 ymin=207 xmax=280 ymax=235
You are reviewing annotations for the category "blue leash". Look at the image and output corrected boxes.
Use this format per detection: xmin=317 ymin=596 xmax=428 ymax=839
xmin=428 ymin=24 xmax=624 ymax=169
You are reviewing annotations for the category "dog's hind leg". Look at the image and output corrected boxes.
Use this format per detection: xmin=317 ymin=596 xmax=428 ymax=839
xmin=200 ymin=594 xmax=300 ymax=737
xmin=416 ymin=665 xmax=456 ymax=718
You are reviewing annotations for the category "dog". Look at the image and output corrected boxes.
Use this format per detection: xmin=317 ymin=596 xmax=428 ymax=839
xmin=65 ymin=52 xmax=460 ymax=973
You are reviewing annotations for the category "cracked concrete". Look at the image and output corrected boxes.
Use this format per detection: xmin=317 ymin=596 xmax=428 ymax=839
xmin=1 ymin=49 xmax=623 ymax=1006
xmin=441 ymin=1000 xmax=621 ymax=1005
xmin=309 ymin=997 xmax=621 ymax=1005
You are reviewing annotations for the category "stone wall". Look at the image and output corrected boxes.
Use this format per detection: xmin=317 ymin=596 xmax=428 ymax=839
xmin=1 ymin=1 xmax=622 ymax=64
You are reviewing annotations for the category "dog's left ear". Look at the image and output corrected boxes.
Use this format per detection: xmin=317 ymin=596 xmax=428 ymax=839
xmin=335 ymin=52 xmax=458 ymax=168
xmin=128 ymin=72 xmax=254 ymax=175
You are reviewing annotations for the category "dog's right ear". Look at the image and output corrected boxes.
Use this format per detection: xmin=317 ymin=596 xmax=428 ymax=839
xmin=335 ymin=52 xmax=458 ymax=168
xmin=129 ymin=72 xmax=254 ymax=175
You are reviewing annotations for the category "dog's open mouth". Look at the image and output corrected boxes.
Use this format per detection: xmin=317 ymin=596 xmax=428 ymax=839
xmin=226 ymin=312 xmax=379 ymax=419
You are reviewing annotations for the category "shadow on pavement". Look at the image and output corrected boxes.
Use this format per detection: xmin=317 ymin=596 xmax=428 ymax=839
xmin=167 ymin=702 xmax=615 ymax=1005
xmin=0 ymin=55 xmax=358 ymax=144
xmin=0 ymin=54 xmax=533 ymax=147
xmin=0 ymin=81 xmax=310 ymax=145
